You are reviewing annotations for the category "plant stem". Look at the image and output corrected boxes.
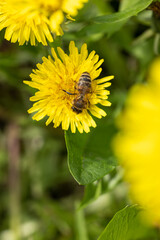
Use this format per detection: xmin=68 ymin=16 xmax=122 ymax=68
xmin=7 ymin=123 xmax=21 ymax=240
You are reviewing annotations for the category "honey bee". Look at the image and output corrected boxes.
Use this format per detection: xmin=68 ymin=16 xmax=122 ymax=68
xmin=63 ymin=72 xmax=92 ymax=114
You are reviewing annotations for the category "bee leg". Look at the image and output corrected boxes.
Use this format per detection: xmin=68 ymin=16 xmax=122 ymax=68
xmin=63 ymin=89 xmax=77 ymax=95
xmin=87 ymin=99 xmax=90 ymax=108
xmin=74 ymin=84 xmax=77 ymax=91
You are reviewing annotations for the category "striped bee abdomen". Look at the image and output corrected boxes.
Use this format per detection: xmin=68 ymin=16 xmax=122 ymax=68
xmin=77 ymin=72 xmax=91 ymax=94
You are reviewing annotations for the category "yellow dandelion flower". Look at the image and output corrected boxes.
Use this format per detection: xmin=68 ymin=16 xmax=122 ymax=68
xmin=0 ymin=0 xmax=88 ymax=45
xmin=24 ymin=41 xmax=113 ymax=133
xmin=113 ymin=58 xmax=160 ymax=224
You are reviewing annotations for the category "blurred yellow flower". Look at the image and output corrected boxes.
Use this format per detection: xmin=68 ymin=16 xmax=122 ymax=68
xmin=24 ymin=41 xmax=113 ymax=133
xmin=0 ymin=0 xmax=88 ymax=45
xmin=113 ymin=58 xmax=160 ymax=224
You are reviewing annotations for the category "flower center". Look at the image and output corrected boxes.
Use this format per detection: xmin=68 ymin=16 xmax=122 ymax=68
xmin=38 ymin=0 xmax=63 ymax=15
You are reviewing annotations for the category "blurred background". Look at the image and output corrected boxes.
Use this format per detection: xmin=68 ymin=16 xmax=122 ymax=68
xmin=0 ymin=0 xmax=158 ymax=239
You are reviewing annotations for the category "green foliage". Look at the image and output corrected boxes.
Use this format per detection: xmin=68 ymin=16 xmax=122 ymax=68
xmin=93 ymin=0 xmax=153 ymax=22
xmin=79 ymin=169 xmax=122 ymax=210
xmin=76 ymin=0 xmax=153 ymax=38
xmin=98 ymin=205 xmax=157 ymax=240
xmin=79 ymin=181 xmax=102 ymax=209
xmin=65 ymin=119 xmax=117 ymax=185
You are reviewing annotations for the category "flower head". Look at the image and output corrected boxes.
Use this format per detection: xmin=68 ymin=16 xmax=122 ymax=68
xmin=113 ymin=58 xmax=160 ymax=224
xmin=0 ymin=0 xmax=88 ymax=45
xmin=24 ymin=41 xmax=113 ymax=133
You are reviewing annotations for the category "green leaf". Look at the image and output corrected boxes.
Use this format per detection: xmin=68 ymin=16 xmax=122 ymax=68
xmin=92 ymin=0 xmax=152 ymax=23
xmin=78 ymin=0 xmax=152 ymax=37
xmin=98 ymin=205 xmax=156 ymax=240
xmin=79 ymin=169 xmax=122 ymax=209
xmin=78 ymin=19 xmax=125 ymax=38
xmin=120 ymin=0 xmax=147 ymax=11
xmin=65 ymin=119 xmax=117 ymax=185
xmin=79 ymin=181 xmax=102 ymax=209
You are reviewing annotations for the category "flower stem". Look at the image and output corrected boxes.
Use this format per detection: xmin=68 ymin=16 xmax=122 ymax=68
xmin=7 ymin=123 xmax=21 ymax=240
